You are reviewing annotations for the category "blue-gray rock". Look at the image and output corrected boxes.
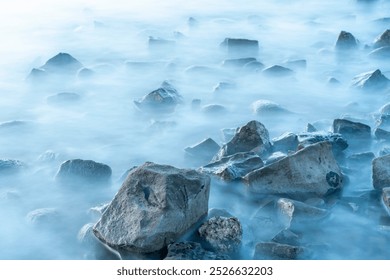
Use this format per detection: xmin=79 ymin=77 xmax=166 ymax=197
xmin=368 ymin=46 xmax=390 ymax=59
xmin=335 ymin=31 xmax=358 ymax=50
xmin=333 ymin=118 xmax=371 ymax=141
xmin=220 ymin=38 xmax=259 ymax=57
xmin=351 ymin=69 xmax=389 ymax=91
xmin=93 ymin=162 xmax=210 ymax=253
xmin=164 ymin=242 xmax=229 ymax=260
xmin=221 ymin=57 xmax=258 ymax=68
xmin=0 ymin=159 xmax=25 ymax=176
xmin=373 ymin=154 xmax=390 ymax=190
xmin=201 ymin=104 xmax=227 ymax=115
xmin=185 ymin=138 xmax=220 ymax=164
xmin=41 ymin=52 xmax=83 ymax=74
xmin=47 ymin=92 xmax=81 ymax=105
xmin=253 ymin=242 xmax=303 ymax=260
xmin=262 ymin=65 xmax=294 ymax=77
xmin=272 ymin=132 xmax=299 ymax=153
xmin=55 ymin=159 xmax=112 ymax=186
xmin=373 ymin=29 xmax=390 ymax=49
xmin=298 ymin=132 xmax=348 ymax=153
xmin=252 ymin=99 xmax=291 ymax=116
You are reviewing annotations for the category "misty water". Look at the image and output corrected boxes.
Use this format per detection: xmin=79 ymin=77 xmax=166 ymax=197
xmin=2 ymin=0 xmax=390 ymax=259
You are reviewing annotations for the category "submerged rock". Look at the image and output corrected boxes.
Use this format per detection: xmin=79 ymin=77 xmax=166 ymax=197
xmin=221 ymin=57 xmax=257 ymax=68
xmin=47 ymin=92 xmax=81 ymax=105
xmin=0 ymin=160 xmax=25 ymax=176
xmin=243 ymin=142 xmax=343 ymax=198
xmin=251 ymin=99 xmax=291 ymax=116
xmin=381 ymin=188 xmax=390 ymax=216
xmin=373 ymin=154 xmax=390 ymax=190
xmin=164 ymin=242 xmax=229 ymax=260
xmin=262 ymin=65 xmax=294 ymax=77
xmin=272 ymin=230 xmax=301 ymax=246
xmin=333 ymin=118 xmax=371 ymax=141
xmin=213 ymin=120 xmax=271 ymax=161
xmin=368 ymin=46 xmax=390 ymax=59
xmin=55 ymin=159 xmax=112 ymax=187
xmin=201 ymin=104 xmax=227 ymax=115
xmin=41 ymin=52 xmax=83 ymax=74
xmin=373 ymin=29 xmax=390 ymax=49
xmin=185 ymin=138 xmax=220 ymax=164
xmin=26 ymin=208 xmax=61 ymax=227
xmin=198 ymin=216 xmax=242 ymax=253
xmin=253 ymin=242 xmax=303 ymax=260
xmin=351 ymin=69 xmax=389 ymax=91
xmin=134 ymin=81 xmax=182 ymax=114
xmin=93 ymin=162 xmax=210 ymax=253
xmin=272 ymin=132 xmax=299 ymax=153
xmin=375 ymin=127 xmax=390 ymax=141
xmin=335 ymin=31 xmax=358 ymax=50
xmin=298 ymin=132 xmax=348 ymax=154
xmin=347 ymin=152 xmax=375 ymax=165
xmin=200 ymin=152 xmax=264 ymax=181
xmin=220 ymin=38 xmax=259 ymax=57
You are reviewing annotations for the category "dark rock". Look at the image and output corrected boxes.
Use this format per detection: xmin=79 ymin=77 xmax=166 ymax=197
xmin=272 ymin=132 xmax=299 ymax=153
xmin=164 ymin=242 xmax=229 ymax=260
xmin=200 ymin=152 xmax=264 ymax=181
xmin=213 ymin=120 xmax=271 ymax=161
xmin=333 ymin=118 xmax=371 ymax=141
xmin=298 ymin=132 xmax=348 ymax=154
xmin=375 ymin=128 xmax=390 ymax=141
xmin=221 ymin=57 xmax=257 ymax=68
xmin=47 ymin=92 xmax=81 ymax=105
xmin=78 ymin=223 xmax=121 ymax=260
xmin=368 ymin=46 xmax=390 ymax=59
xmin=198 ymin=216 xmax=242 ymax=253
xmin=93 ymin=162 xmax=210 ymax=253
xmin=220 ymin=38 xmax=259 ymax=57
xmin=276 ymin=198 xmax=329 ymax=230
xmin=185 ymin=138 xmax=220 ymax=164
xmin=335 ymin=31 xmax=358 ymax=50
xmin=41 ymin=52 xmax=83 ymax=74
xmin=373 ymin=154 xmax=390 ymax=190
xmin=373 ymin=29 xmax=390 ymax=49
xmin=134 ymin=81 xmax=182 ymax=114
xmin=379 ymin=146 xmax=390 ymax=156
xmin=272 ymin=230 xmax=300 ymax=246
xmin=252 ymin=99 xmax=291 ymax=116
xmin=351 ymin=69 xmax=389 ymax=91
xmin=55 ymin=159 xmax=112 ymax=187
xmin=253 ymin=242 xmax=303 ymax=260
xmin=262 ymin=65 xmax=294 ymax=77
xmin=0 ymin=159 xmax=25 ymax=176
xmin=243 ymin=142 xmax=343 ymax=198
xmin=381 ymin=188 xmax=390 ymax=216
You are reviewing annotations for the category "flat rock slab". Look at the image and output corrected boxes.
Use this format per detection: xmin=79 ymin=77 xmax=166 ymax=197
xmin=93 ymin=162 xmax=210 ymax=253
xmin=243 ymin=141 xmax=343 ymax=198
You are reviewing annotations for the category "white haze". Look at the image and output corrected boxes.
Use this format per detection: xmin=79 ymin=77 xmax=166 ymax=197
xmin=1 ymin=0 xmax=390 ymax=259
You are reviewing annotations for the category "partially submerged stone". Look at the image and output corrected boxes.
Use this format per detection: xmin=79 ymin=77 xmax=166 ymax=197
xmin=375 ymin=127 xmax=390 ymax=141
xmin=351 ymin=69 xmax=389 ymax=91
xmin=185 ymin=138 xmax=220 ymax=164
xmin=262 ymin=65 xmax=294 ymax=77
xmin=26 ymin=208 xmax=61 ymax=227
xmin=200 ymin=152 xmax=264 ymax=181
xmin=253 ymin=242 xmax=303 ymax=260
xmin=298 ymin=132 xmax=348 ymax=153
xmin=368 ymin=46 xmax=390 ymax=59
xmin=347 ymin=152 xmax=375 ymax=166
xmin=41 ymin=52 xmax=83 ymax=74
xmin=333 ymin=118 xmax=371 ymax=141
xmin=55 ymin=159 xmax=112 ymax=187
xmin=148 ymin=37 xmax=175 ymax=52
xmin=47 ymin=92 xmax=81 ymax=105
xmin=373 ymin=154 xmax=390 ymax=190
xmin=272 ymin=132 xmax=299 ymax=153
xmin=251 ymin=99 xmax=291 ymax=116
xmin=221 ymin=57 xmax=257 ymax=68
xmin=0 ymin=159 xmax=25 ymax=176
xmin=201 ymin=104 xmax=227 ymax=115
xmin=220 ymin=38 xmax=259 ymax=57
xmin=335 ymin=31 xmax=358 ymax=50
xmin=198 ymin=216 xmax=243 ymax=253
xmin=243 ymin=142 xmax=343 ymax=198
xmin=373 ymin=29 xmax=390 ymax=49
xmin=134 ymin=81 xmax=182 ymax=114
xmin=381 ymin=187 xmax=390 ymax=216
xmin=93 ymin=162 xmax=210 ymax=253
xmin=213 ymin=120 xmax=271 ymax=161
xmin=164 ymin=242 xmax=229 ymax=260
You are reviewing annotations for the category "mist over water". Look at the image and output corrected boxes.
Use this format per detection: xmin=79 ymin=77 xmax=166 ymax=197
xmin=2 ymin=0 xmax=390 ymax=259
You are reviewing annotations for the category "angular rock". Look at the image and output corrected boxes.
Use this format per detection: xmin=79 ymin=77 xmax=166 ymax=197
xmin=251 ymin=99 xmax=291 ymax=116
xmin=262 ymin=65 xmax=294 ymax=77
xmin=93 ymin=162 xmax=210 ymax=253
xmin=200 ymin=152 xmax=264 ymax=181
xmin=351 ymin=69 xmax=389 ymax=91
xmin=373 ymin=29 xmax=390 ymax=49
xmin=41 ymin=52 xmax=83 ymax=74
xmin=347 ymin=152 xmax=375 ymax=165
xmin=276 ymin=198 xmax=329 ymax=229
xmin=243 ymin=142 xmax=343 ymax=198
xmin=0 ymin=160 xmax=25 ymax=176
xmin=253 ymin=242 xmax=303 ymax=260
xmin=213 ymin=120 xmax=271 ymax=161
xmin=164 ymin=242 xmax=229 ymax=260
xmin=298 ymin=132 xmax=348 ymax=153
xmin=264 ymin=152 xmax=287 ymax=165
xmin=198 ymin=216 xmax=242 ymax=253
xmin=55 ymin=159 xmax=112 ymax=187
xmin=134 ymin=81 xmax=182 ymax=114
xmin=185 ymin=138 xmax=220 ymax=164
xmin=272 ymin=132 xmax=299 ymax=153
xmin=335 ymin=31 xmax=358 ymax=50
xmin=373 ymin=154 xmax=390 ymax=190
xmin=306 ymin=123 xmax=317 ymax=132
xmin=207 ymin=208 xmax=233 ymax=219
xmin=379 ymin=146 xmax=390 ymax=156
xmin=368 ymin=46 xmax=390 ymax=59
xmin=220 ymin=38 xmax=259 ymax=57
xmin=381 ymin=187 xmax=390 ymax=216
xmin=271 ymin=230 xmax=300 ymax=246
xmin=220 ymin=128 xmax=236 ymax=143
xmin=333 ymin=118 xmax=371 ymax=141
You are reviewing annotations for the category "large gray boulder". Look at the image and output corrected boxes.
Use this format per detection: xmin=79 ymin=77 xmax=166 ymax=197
xmin=200 ymin=152 xmax=264 ymax=181
xmin=373 ymin=154 xmax=390 ymax=190
xmin=55 ymin=159 xmax=112 ymax=186
xmin=93 ymin=162 xmax=210 ymax=253
xmin=198 ymin=216 xmax=243 ymax=253
xmin=213 ymin=120 xmax=271 ymax=161
xmin=243 ymin=141 xmax=343 ymax=198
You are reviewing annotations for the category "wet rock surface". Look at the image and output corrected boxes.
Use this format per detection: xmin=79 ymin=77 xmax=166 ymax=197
xmin=93 ymin=162 xmax=210 ymax=253
xmin=164 ymin=242 xmax=229 ymax=260
xmin=335 ymin=31 xmax=358 ymax=50
xmin=351 ymin=69 xmax=390 ymax=91
xmin=253 ymin=242 xmax=304 ymax=260
xmin=373 ymin=154 xmax=390 ymax=190
xmin=185 ymin=138 xmax=220 ymax=164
